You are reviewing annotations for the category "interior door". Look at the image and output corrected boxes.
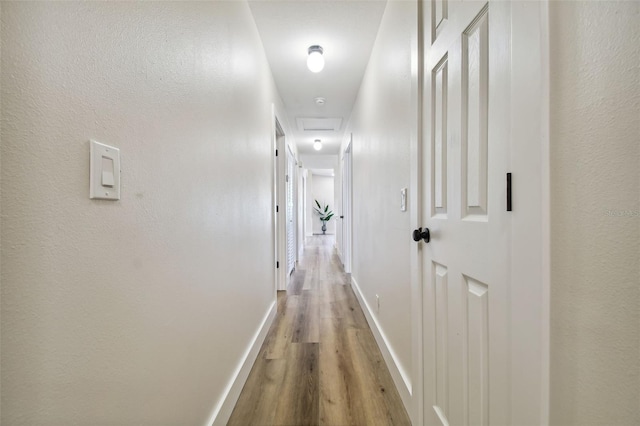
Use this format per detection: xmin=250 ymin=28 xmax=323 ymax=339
xmin=341 ymin=140 xmax=353 ymax=273
xmin=419 ymin=1 xmax=512 ymax=424
xmin=286 ymin=147 xmax=296 ymax=276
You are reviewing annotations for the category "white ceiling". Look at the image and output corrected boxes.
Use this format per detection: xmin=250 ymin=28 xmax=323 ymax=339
xmin=249 ymin=0 xmax=388 ymax=155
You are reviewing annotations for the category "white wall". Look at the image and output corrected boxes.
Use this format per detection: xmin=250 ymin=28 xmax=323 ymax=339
xmin=0 ymin=2 xmax=2 ymax=421
xmin=341 ymin=0 xmax=413 ymax=399
xmin=300 ymin=154 xmax=338 ymax=171
xmin=311 ymin=174 xmax=336 ymax=235
xmin=0 ymin=2 xmax=288 ymax=425
xmin=549 ymin=1 xmax=640 ymax=424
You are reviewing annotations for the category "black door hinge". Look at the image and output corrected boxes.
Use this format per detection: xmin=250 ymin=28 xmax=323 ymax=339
xmin=275 ymin=149 xmax=278 ymax=157
xmin=507 ymin=173 xmax=512 ymax=212
xmin=276 ymin=205 xmax=279 ymax=213
xmin=276 ymin=261 xmax=280 ymax=269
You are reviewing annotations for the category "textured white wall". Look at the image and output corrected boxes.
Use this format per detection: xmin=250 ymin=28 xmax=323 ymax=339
xmin=342 ymin=0 xmax=413 ymax=389
xmin=300 ymin=154 xmax=338 ymax=171
xmin=549 ymin=1 xmax=640 ymax=424
xmin=0 ymin=2 xmax=287 ymax=425
xmin=311 ymin=175 xmax=336 ymax=235
xmin=0 ymin=3 xmax=2 ymax=421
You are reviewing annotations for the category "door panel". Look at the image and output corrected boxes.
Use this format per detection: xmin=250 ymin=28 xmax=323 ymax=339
xmin=462 ymin=12 xmax=488 ymax=219
xmin=432 ymin=0 xmax=448 ymax=42
xmin=432 ymin=57 xmax=448 ymax=217
xmin=466 ymin=275 xmax=489 ymax=426
xmin=433 ymin=262 xmax=449 ymax=422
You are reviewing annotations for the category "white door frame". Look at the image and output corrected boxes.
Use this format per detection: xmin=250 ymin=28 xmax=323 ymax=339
xmin=507 ymin=3 xmax=551 ymax=422
xmin=409 ymin=1 xmax=551 ymax=424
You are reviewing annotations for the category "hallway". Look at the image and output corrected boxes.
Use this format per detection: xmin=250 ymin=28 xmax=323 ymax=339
xmin=1 ymin=1 xmax=638 ymax=424
xmin=228 ymin=236 xmax=410 ymax=426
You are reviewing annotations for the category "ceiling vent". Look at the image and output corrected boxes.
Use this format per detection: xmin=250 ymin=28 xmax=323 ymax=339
xmin=296 ymin=117 xmax=342 ymax=132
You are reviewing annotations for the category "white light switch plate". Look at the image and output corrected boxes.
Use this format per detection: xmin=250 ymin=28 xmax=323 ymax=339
xmin=401 ymin=187 xmax=407 ymax=211
xmin=90 ymin=140 xmax=120 ymax=200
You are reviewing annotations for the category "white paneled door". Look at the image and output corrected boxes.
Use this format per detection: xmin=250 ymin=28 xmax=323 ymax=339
xmin=341 ymin=140 xmax=353 ymax=273
xmin=418 ymin=0 xmax=545 ymax=424
xmin=286 ymin=147 xmax=296 ymax=276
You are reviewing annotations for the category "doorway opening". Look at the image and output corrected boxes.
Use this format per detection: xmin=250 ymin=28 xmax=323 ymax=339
xmin=274 ymin=116 xmax=286 ymax=291
xmin=274 ymin=114 xmax=298 ymax=291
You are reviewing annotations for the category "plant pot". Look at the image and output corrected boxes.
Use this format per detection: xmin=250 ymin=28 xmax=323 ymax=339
xmin=322 ymin=223 xmax=326 ymax=234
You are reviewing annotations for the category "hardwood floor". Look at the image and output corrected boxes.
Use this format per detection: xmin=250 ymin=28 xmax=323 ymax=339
xmin=228 ymin=236 xmax=411 ymax=426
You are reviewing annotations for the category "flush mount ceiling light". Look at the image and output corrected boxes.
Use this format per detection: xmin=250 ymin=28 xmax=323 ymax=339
xmin=313 ymin=139 xmax=323 ymax=151
xmin=307 ymin=45 xmax=324 ymax=73
xmin=314 ymin=97 xmax=326 ymax=106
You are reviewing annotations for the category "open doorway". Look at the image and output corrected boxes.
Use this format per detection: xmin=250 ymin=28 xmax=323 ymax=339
xmin=309 ymin=171 xmax=336 ymax=236
xmin=274 ymin=116 xmax=286 ymax=291
xmin=274 ymin=113 xmax=298 ymax=291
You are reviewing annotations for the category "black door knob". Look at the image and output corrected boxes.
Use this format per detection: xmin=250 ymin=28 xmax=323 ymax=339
xmin=412 ymin=227 xmax=430 ymax=243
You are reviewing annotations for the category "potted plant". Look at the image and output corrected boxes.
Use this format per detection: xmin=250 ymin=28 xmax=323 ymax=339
xmin=314 ymin=200 xmax=334 ymax=235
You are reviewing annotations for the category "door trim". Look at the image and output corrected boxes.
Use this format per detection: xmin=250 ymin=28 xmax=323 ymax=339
xmin=508 ymin=2 xmax=551 ymax=423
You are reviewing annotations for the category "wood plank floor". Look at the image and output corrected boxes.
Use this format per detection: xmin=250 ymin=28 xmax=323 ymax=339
xmin=228 ymin=236 xmax=411 ymax=426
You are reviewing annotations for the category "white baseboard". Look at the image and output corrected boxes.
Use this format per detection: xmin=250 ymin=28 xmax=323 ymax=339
xmin=350 ymin=276 xmax=412 ymax=412
xmin=207 ymin=300 xmax=277 ymax=426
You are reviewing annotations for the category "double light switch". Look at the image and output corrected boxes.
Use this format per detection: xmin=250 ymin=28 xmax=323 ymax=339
xmin=90 ymin=139 xmax=120 ymax=200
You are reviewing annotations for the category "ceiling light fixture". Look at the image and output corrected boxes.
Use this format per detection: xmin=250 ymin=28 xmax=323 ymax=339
xmin=313 ymin=139 xmax=322 ymax=151
xmin=307 ymin=45 xmax=324 ymax=73
xmin=314 ymin=97 xmax=326 ymax=106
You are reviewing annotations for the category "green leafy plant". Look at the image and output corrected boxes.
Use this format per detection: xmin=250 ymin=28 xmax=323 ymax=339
xmin=314 ymin=200 xmax=334 ymax=223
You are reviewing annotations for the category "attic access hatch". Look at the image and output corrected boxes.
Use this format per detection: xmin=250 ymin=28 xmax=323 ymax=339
xmin=296 ymin=117 xmax=343 ymax=132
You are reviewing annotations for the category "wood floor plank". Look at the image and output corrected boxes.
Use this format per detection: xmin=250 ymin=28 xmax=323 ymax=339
xmin=318 ymin=315 xmax=364 ymax=426
xmin=264 ymin=293 xmax=299 ymax=360
xmin=227 ymin=235 xmax=411 ymax=426
xmin=273 ymin=343 xmax=320 ymax=426
xmin=338 ymin=284 xmax=369 ymax=330
xmin=227 ymin=358 xmax=286 ymax=426
xmin=289 ymin=269 xmax=306 ymax=296
xmin=292 ymin=290 xmax=320 ymax=343
xmin=345 ymin=328 xmax=411 ymax=426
